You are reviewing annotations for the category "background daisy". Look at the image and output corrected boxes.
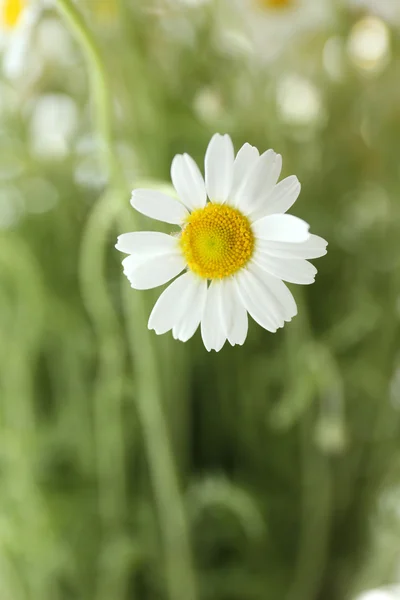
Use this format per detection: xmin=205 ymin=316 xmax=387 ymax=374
xmin=0 ymin=0 xmax=42 ymax=78
xmin=226 ymin=0 xmax=335 ymax=62
xmin=350 ymin=0 xmax=400 ymax=26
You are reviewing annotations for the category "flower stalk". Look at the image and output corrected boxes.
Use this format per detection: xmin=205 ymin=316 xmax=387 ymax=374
xmin=55 ymin=2 xmax=197 ymax=599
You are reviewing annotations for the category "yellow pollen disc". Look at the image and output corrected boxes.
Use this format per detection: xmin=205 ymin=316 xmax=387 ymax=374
xmin=256 ymin=0 xmax=294 ymax=10
xmin=180 ymin=203 xmax=254 ymax=280
xmin=2 ymin=0 xmax=25 ymax=29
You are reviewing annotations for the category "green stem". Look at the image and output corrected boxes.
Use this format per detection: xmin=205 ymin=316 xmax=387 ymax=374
xmin=79 ymin=189 xmax=127 ymax=533
xmin=286 ymin=413 xmax=332 ymax=600
xmin=55 ymin=3 xmax=197 ymax=599
xmin=284 ymin=292 xmax=333 ymax=600
xmin=122 ymin=278 xmax=198 ymax=600
xmin=55 ymin=0 xmax=123 ymax=187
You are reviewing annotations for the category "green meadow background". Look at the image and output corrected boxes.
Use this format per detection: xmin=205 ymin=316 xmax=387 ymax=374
xmin=1 ymin=1 xmax=400 ymax=599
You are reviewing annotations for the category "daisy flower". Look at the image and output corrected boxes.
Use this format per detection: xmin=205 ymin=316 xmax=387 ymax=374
xmin=350 ymin=0 xmax=400 ymax=26
xmin=229 ymin=0 xmax=334 ymax=63
xmin=0 ymin=0 xmax=42 ymax=79
xmin=116 ymin=134 xmax=327 ymax=352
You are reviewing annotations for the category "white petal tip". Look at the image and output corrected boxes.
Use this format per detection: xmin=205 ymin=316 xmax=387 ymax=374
xmin=129 ymin=193 xmax=139 ymax=210
xmin=115 ymin=238 xmax=128 ymax=253
xmin=148 ymin=324 xmax=164 ymax=335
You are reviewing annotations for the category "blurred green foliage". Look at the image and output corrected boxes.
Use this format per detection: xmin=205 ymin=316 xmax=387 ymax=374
xmin=0 ymin=1 xmax=400 ymax=599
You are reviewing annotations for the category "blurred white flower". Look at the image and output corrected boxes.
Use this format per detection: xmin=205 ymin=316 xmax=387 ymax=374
xmin=276 ymin=73 xmax=325 ymax=126
xmin=29 ymin=93 xmax=78 ymax=160
xmin=172 ymin=0 xmax=212 ymax=5
xmin=35 ymin=16 xmax=75 ymax=67
xmin=155 ymin=0 xmax=211 ymax=8
xmin=193 ymin=87 xmax=223 ymax=123
xmin=355 ymin=587 xmax=400 ymax=600
xmin=230 ymin=0 xmax=335 ymax=63
xmin=347 ymin=16 xmax=390 ymax=74
xmin=74 ymin=133 xmax=108 ymax=189
xmin=350 ymin=0 xmax=400 ymax=26
xmin=323 ymin=36 xmax=346 ymax=81
xmin=116 ymin=133 xmax=327 ymax=351
xmin=0 ymin=0 xmax=44 ymax=79
xmin=216 ymin=27 xmax=254 ymax=58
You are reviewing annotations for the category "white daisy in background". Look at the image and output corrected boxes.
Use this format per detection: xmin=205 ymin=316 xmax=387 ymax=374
xmin=350 ymin=0 xmax=400 ymax=26
xmin=29 ymin=93 xmax=78 ymax=160
xmin=0 ymin=0 xmax=44 ymax=79
xmin=355 ymin=587 xmax=400 ymax=600
xmin=229 ymin=0 xmax=334 ymax=63
xmin=346 ymin=15 xmax=390 ymax=74
xmin=116 ymin=134 xmax=327 ymax=352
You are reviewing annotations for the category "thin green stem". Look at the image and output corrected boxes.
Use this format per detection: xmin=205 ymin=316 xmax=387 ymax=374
xmin=286 ymin=414 xmax=332 ymax=600
xmin=56 ymin=0 xmax=124 ymax=188
xmin=0 ymin=238 xmax=57 ymax=600
xmin=122 ymin=277 xmax=198 ymax=600
xmin=284 ymin=292 xmax=333 ymax=600
xmin=55 ymin=3 xmax=197 ymax=599
xmin=79 ymin=189 xmax=127 ymax=533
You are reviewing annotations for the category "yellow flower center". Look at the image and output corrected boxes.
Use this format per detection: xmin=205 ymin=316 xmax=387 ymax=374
xmin=180 ymin=203 xmax=254 ymax=280
xmin=255 ymin=0 xmax=294 ymax=10
xmin=2 ymin=0 xmax=25 ymax=29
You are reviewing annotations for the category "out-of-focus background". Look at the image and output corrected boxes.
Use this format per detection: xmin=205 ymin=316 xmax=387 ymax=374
xmin=1 ymin=0 xmax=400 ymax=599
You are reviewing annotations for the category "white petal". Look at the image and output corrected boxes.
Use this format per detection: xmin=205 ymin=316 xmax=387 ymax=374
xmin=234 ymin=269 xmax=285 ymax=333
xmin=172 ymin=277 xmax=207 ymax=342
xmin=122 ymin=253 xmax=146 ymax=274
xmin=220 ymin=278 xmax=248 ymax=346
xmin=257 ymin=234 xmax=328 ymax=260
xmin=250 ymin=176 xmax=301 ymax=221
xmin=131 ymin=189 xmax=189 ymax=225
xmin=253 ymin=252 xmax=317 ymax=285
xmin=3 ymin=30 xmax=29 ymax=79
xmin=116 ymin=231 xmax=179 ymax=255
xmin=200 ymin=281 xmax=227 ymax=352
xmin=124 ymin=254 xmax=186 ymax=290
xmin=252 ymin=214 xmax=310 ymax=242
xmin=2 ymin=6 xmax=39 ymax=79
xmin=170 ymin=153 xmax=206 ymax=211
xmin=248 ymin=263 xmax=297 ymax=320
xmin=148 ymin=271 xmax=196 ymax=335
xmin=205 ymin=133 xmax=234 ymax=202
xmin=233 ymin=150 xmax=274 ymax=211
xmin=229 ymin=143 xmax=259 ymax=206
xmin=234 ymin=150 xmax=282 ymax=215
